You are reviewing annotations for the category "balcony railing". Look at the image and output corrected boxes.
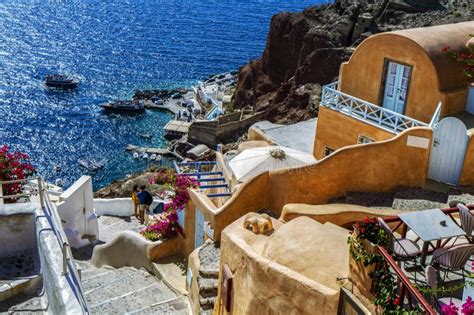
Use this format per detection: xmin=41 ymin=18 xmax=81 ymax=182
xmin=321 ymin=82 xmax=439 ymax=134
xmin=377 ymin=245 xmax=436 ymax=314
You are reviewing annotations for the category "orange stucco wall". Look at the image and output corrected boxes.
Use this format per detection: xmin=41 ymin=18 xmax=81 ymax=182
xmin=460 ymin=132 xmax=474 ymax=185
xmin=313 ymin=106 xmax=396 ymax=159
xmin=188 ymin=127 xmax=432 ymax=241
xmin=339 ymin=33 xmax=468 ymax=123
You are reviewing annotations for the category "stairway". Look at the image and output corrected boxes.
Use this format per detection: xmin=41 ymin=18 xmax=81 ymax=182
xmin=78 ymin=262 xmax=190 ymax=314
xmin=196 ymin=242 xmax=220 ymax=314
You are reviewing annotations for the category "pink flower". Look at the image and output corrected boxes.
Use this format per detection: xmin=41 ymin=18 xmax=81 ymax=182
xmin=462 ymin=297 xmax=474 ymax=315
xmin=442 ymin=302 xmax=459 ymax=315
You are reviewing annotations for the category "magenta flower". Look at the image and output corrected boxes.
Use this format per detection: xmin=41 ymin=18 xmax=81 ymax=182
xmin=462 ymin=297 xmax=474 ymax=315
xmin=442 ymin=302 xmax=459 ymax=315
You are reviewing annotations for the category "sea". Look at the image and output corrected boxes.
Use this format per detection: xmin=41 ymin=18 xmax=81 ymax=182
xmin=0 ymin=0 xmax=327 ymax=190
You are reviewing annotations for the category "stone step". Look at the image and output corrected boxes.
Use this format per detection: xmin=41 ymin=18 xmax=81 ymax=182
xmin=84 ymin=268 xmax=167 ymax=306
xmin=197 ymin=277 xmax=218 ymax=297
xmin=199 ymin=296 xmax=216 ymax=311
xmin=198 ymin=242 xmax=220 ymax=280
xmin=88 ymin=282 xmax=177 ymax=314
xmin=124 ymin=296 xmax=189 ymax=315
xmin=197 ymin=276 xmax=218 ymax=290
xmin=198 ymin=269 xmax=219 ymax=279
xmin=81 ymin=268 xmax=137 ymax=295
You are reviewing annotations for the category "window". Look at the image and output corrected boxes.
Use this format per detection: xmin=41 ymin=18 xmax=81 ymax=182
xmin=357 ymin=135 xmax=375 ymax=144
xmin=324 ymin=146 xmax=335 ymax=156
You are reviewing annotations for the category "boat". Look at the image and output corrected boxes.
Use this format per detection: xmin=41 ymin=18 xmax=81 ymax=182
xmin=78 ymin=159 xmax=105 ymax=172
xmin=45 ymin=75 xmax=79 ymax=89
xmin=140 ymin=133 xmax=152 ymax=139
xmin=100 ymin=100 xmax=145 ymax=113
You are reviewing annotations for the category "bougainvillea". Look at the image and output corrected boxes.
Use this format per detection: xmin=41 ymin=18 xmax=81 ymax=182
xmin=0 ymin=146 xmax=36 ymax=202
xmin=152 ymin=168 xmax=199 ymax=211
xmin=462 ymin=296 xmax=474 ymax=315
xmin=441 ymin=302 xmax=459 ymax=315
xmin=140 ymin=209 xmax=182 ymax=241
xmin=442 ymin=35 xmax=474 ymax=79
xmin=141 ymin=168 xmax=199 ymax=241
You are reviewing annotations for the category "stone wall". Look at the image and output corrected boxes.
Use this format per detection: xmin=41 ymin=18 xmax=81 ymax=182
xmin=188 ymin=112 xmax=266 ymax=148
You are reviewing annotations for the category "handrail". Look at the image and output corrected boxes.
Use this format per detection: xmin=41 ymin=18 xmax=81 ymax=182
xmin=377 ymin=246 xmax=436 ymax=314
xmin=381 ymin=205 xmax=474 ymax=224
xmin=0 ymin=177 xmax=89 ymax=314
xmin=321 ymin=81 xmax=429 ymax=134
xmin=38 ymin=177 xmax=89 ymax=314
xmin=429 ymin=101 xmax=443 ymax=129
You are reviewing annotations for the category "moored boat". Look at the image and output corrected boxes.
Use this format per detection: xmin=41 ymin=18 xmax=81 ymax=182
xmin=78 ymin=158 xmax=105 ymax=172
xmin=45 ymin=74 xmax=79 ymax=89
xmin=100 ymin=100 xmax=145 ymax=113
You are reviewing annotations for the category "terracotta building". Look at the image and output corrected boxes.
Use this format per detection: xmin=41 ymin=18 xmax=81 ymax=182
xmin=314 ymin=21 xmax=474 ymax=185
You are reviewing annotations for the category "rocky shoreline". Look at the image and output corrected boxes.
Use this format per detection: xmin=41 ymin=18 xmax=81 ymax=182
xmin=233 ymin=0 xmax=473 ymax=124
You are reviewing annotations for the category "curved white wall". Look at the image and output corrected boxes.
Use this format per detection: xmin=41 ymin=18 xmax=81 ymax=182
xmin=93 ymin=198 xmax=165 ymax=217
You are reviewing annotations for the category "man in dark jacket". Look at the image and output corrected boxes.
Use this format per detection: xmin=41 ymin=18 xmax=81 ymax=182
xmin=137 ymin=185 xmax=153 ymax=224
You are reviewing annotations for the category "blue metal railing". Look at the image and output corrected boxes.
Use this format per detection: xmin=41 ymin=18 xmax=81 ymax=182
xmin=321 ymin=81 xmax=430 ymax=134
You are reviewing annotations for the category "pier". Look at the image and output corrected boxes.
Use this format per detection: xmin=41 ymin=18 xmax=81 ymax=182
xmin=125 ymin=144 xmax=184 ymax=161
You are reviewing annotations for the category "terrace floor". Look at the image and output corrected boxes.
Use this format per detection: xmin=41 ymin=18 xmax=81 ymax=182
xmin=329 ymin=183 xmax=474 ymax=211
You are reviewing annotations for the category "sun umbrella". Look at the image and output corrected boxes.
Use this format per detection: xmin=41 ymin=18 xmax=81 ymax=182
xmin=228 ymin=145 xmax=316 ymax=182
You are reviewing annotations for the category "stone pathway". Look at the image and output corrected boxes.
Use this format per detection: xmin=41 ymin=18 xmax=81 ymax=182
xmin=79 ymin=263 xmax=189 ymax=314
xmin=72 ymin=215 xmax=191 ymax=315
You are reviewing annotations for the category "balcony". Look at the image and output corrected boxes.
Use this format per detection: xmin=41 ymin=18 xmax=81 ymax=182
xmin=321 ymin=82 xmax=441 ymax=134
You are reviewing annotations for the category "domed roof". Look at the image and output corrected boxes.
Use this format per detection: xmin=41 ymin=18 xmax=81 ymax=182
xmin=388 ymin=21 xmax=474 ymax=91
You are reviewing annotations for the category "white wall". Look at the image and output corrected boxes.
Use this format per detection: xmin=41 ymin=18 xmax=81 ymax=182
xmin=93 ymin=198 xmax=166 ymax=217
xmin=0 ymin=204 xmax=37 ymax=256
xmin=57 ymin=176 xmax=98 ymax=248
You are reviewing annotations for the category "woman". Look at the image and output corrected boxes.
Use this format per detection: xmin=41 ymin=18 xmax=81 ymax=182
xmin=131 ymin=185 xmax=139 ymax=219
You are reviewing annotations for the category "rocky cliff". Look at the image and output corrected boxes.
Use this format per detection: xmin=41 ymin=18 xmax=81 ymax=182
xmin=233 ymin=0 xmax=473 ymax=124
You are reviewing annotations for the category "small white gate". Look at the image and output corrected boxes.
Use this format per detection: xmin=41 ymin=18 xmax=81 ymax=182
xmin=428 ymin=117 xmax=468 ymax=185
xmin=194 ymin=207 xmax=205 ymax=249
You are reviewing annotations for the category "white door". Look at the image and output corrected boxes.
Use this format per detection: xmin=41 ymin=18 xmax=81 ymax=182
xmin=382 ymin=62 xmax=411 ymax=114
xmin=428 ymin=117 xmax=468 ymax=185
xmin=194 ymin=207 xmax=205 ymax=249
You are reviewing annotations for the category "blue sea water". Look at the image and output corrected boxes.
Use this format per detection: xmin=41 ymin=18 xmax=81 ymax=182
xmin=0 ymin=0 xmax=326 ymax=190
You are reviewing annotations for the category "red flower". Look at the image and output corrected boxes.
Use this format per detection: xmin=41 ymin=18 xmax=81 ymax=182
xmin=441 ymin=45 xmax=450 ymax=52
xmin=393 ymin=295 xmax=401 ymax=306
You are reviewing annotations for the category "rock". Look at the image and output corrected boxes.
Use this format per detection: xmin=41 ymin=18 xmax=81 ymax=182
xmin=232 ymin=0 xmax=472 ymax=124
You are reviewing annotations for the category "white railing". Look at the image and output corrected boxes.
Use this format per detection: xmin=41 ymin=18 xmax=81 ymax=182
xmin=429 ymin=101 xmax=443 ymax=129
xmin=0 ymin=177 xmax=89 ymax=314
xmin=321 ymin=81 xmax=430 ymax=134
